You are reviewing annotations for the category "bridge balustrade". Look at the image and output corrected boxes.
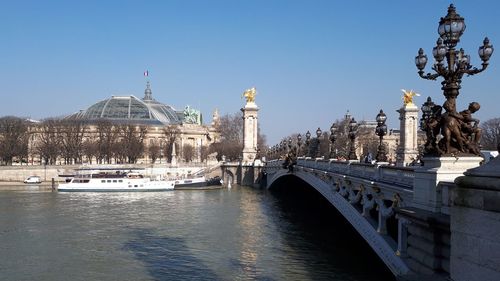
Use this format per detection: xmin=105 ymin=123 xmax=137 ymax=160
xmin=294 ymin=158 xmax=414 ymax=189
xmin=378 ymin=166 xmax=415 ymax=188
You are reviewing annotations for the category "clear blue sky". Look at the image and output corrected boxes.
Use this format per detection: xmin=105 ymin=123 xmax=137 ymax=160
xmin=1 ymin=0 xmax=499 ymax=145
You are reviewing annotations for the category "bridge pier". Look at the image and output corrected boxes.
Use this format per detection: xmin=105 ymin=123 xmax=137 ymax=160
xmin=396 ymin=207 xmax=451 ymax=279
xmin=221 ymin=161 xmax=265 ymax=188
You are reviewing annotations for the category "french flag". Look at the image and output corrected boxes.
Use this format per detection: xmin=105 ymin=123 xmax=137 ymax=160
xmin=144 ymin=70 xmax=149 ymax=77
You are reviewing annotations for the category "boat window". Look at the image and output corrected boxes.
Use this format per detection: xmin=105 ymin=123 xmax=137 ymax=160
xmin=128 ymin=185 xmax=132 ymax=187
xmin=101 ymin=180 xmax=105 ymax=183
xmin=134 ymin=185 xmax=138 ymax=187
xmin=119 ymin=180 xmax=123 ymax=183
xmin=113 ymin=180 xmax=117 ymax=183
xmin=107 ymin=180 xmax=111 ymax=183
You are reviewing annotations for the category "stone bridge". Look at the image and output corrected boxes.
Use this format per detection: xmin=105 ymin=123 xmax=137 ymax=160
xmin=261 ymin=156 xmax=499 ymax=281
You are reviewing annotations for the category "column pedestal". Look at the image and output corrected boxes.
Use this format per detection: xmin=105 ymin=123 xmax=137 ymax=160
xmin=413 ymin=156 xmax=482 ymax=212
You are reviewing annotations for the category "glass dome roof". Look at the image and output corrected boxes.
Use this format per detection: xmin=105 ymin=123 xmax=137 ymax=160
xmin=67 ymin=83 xmax=182 ymax=125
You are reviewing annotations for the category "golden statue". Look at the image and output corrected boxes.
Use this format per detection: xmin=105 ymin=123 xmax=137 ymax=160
xmin=401 ymin=89 xmax=420 ymax=105
xmin=242 ymin=87 xmax=257 ymax=103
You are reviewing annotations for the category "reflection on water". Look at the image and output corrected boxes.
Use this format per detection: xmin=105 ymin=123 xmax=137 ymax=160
xmin=0 ymin=186 xmax=394 ymax=281
xmin=124 ymin=229 xmax=219 ymax=280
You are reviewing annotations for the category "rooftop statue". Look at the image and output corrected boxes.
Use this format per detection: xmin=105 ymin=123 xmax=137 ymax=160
xmin=401 ymin=89 xmax=420 ymax=106
xmin=242 ymin=87 xmax=256 ymax=103
xmin=183 ymin=105 xmax=201 ymax=125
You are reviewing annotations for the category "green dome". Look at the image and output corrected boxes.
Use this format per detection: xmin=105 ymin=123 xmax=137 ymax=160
xmin=67 ymin=82 xmax=183 ymax=125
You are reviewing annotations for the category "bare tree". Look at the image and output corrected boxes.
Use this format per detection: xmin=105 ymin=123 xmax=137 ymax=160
xmin=182 ymin=144 xmax=194 ymax=162
xmin=200 ymin=145 xmax=209 ymax=162
xmin=330 ymin=118 xmax=351 ymax=159
xmin=0 ymin=116 xmax=29 ymax=165
xmin=257 ymin=126 xmax=267 ymax=158
xmin=481 ymin=117 xmax=500 ymax=150
xmin=164 ymin=125 xmax=181 ymax=163
xmin=148 ymin=140 xmax=161 ymax=163
xmin=36 ymin=119 xmax=61 ymax=165
xmin=60 ymin=120 xmax=87 ymax=164
xmin=95 ymin=119 xmax=117 ymax=164
xmin=207 ymin=111 xmax=267 ymax=161
xmin=117 ymin=124 xmax=147 ymax=164
xmin=82 ymin=137 xmax=98 ymax=164
xmin=356 ymin=125 xmax=379 ymax=161
xmin=209 ymin=112 xmax=243 ymax=161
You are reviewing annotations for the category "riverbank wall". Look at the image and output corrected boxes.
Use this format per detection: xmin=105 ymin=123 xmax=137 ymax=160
xmin=0 ymin=163 xmax=223 ymax=183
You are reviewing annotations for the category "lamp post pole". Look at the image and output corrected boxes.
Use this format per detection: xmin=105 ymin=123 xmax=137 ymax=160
xmin=329 ymin=123 xmax=337 ymax=159
xmin=375 ymin=109 xmax=388 ymax=162
xmin=315 ymin=128 xmax=322 ymax=158
xmin=297 ymin=134 xmax=302 ymax=157
xmin=305 ymin=130 xmax=311 ymax=158
xmin=281 ymin=140 xmax=286 ymax=158
xmin=348 ymin=118 xmax=358 ymax=160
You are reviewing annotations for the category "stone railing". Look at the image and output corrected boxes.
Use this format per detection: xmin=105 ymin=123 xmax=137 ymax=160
xmin=294 ymin=158 xmax=415 ymax=189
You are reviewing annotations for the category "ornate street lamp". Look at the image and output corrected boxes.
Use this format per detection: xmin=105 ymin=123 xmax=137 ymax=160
xmin=375 ymin=109 xmax=388 ymax=162
xmin=348 ymin=118 xmax=358 ymax=160
xmin=329 ymin=123 xmax=337 ymax=159
xmin=420 ymin=97 xmax=440 ymax=152
xmin=305 ymin=130 xmax=311 ymax=157
xmin=415 ymin=4 xmax=493 ymax=155
xmin=297 ymin=133 xmax=302 ymax=156
xmin=315 ymin=127 xmax=322 ymax=158
xmin=420 ymin=97 xmax=435 ymax=130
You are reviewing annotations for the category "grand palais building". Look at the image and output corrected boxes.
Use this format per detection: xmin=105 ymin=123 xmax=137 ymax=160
xmin=28 ymin=82 xmax=220 ymax=164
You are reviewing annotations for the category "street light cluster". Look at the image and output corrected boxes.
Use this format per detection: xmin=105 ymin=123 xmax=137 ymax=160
xmin=267 ymin=5 xmax=493 ymax=161
xmin=415 ymin=4 xmax=493 ymax=156
xmin=268 ymin=109 xmax=390 ymax=163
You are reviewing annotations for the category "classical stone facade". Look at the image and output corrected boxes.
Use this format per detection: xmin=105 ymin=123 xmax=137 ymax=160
xmin=26 ymin=82 xmax=220 ymax=165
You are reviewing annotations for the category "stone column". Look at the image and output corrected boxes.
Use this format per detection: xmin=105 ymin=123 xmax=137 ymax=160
xmin=241 ymin=101 xmax=259 ymax=164
xmin=450 ymin=154 xmax=500 ymax=281
xmin=396 ymin=103 xmax=419 ymax=167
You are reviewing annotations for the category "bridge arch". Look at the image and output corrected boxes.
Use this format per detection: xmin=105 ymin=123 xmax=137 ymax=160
xmin=223 ymin=169 xmax=235 ymax=188
xmin=267 ymin=169 xmax=409 ymax=277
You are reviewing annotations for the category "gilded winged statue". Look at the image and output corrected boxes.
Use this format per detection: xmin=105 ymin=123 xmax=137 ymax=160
xmin=242 ymin=87 xmax=256 ymax=103
xmin=401 ymin=89 xmax=420 ymax=105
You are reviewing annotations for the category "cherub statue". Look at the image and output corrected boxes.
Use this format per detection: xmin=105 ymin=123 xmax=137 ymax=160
xmin=401 ymin=89 xmax=420 ymax=106
xmin=440 ymin=101 xmax=482 ymax=155
xmin=242 ymin=87 xmax=257 ymax=103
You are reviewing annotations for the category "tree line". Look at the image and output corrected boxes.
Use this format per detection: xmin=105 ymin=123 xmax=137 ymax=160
xmin=0 ymin=112 xmax=268 ymax=165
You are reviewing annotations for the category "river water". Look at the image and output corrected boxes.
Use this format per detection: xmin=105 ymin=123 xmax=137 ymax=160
xmin=0 ymin=186 xmax=394 ymax=281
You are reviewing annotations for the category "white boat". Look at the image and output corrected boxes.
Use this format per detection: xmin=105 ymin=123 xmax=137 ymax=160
xmin=174 ymin=176 xmax=222 ymax=189
xmin=58 ymin=169 xmax=174 ymax=192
